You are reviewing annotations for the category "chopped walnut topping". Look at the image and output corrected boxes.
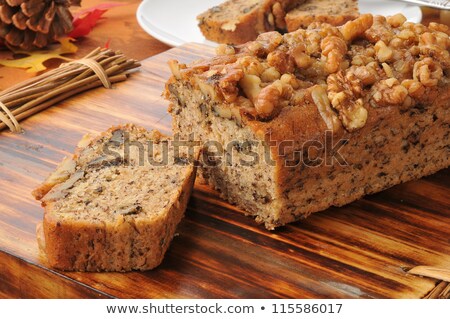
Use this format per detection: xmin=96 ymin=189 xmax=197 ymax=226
xmin=374 ymin=40 xmax=393 ymax=63
xmin=169 ymin=13 xmax=449 ymax=130
xmin=327 ymin=72 xmax=367 ymax=131
xmin=261 ymin=67 xmax=281 ymax=82
xmin=267 ymin=47 xmax=295 ymax=74
xmin=291 ymin=43 xmax=313 ymax=69
xmin=254 ymin=80 xmax=283 ymax=119
xmin=218 ymin=67 xmax=244 ymax=102
xmin=413 ymin=57 xmax=443 ymax=87
xmin=340 ymin=14 xmax=373 ymax=42
xmin=387 ymin=13 xmax=407 ymax=28
xmin=352 ymin=66 xmax=378 ymax=86
xmin=272 ymin=2 xmax=287 ymax=30
xmin=364 ymin=15 xmax=394 ymax=43
xmin=370 ymin=78 xmax=408 ymax=107
xmin=401 ymin=79 xmax=425 ymax=99
xmin=216 ymin=44 xmax=236 ymax=56
xmin=321 ymin=36 xmax=347 ymax=74
xmin=311 ymin=85 xmax=342 ymax=132
xmin=239 ymin=74 xmax=262 ymax=102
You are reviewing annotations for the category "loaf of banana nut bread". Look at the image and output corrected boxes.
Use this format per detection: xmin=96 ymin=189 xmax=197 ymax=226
xmin=166 ymin=14 xmax=450 ymax=229
xmin=285 ymin=0 xmax=359 ymax=31
xmin=33 ymin=124 xmax=198 ymax=271
xmin=197 ymin=0 xmax=305 ymax=44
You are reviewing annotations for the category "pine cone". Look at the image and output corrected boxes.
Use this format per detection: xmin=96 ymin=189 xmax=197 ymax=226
xmin=0 ymin=0 xmax=81 ymax=50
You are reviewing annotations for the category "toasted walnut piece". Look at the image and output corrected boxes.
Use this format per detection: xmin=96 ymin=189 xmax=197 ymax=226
xmin=351 ymin=52 xmax=375 ymax=66
xmin=409 ymin=45 xmax=420 ymax=56
xmin=397 ymin=29 xmax=416 ymax=41
xmin=419 ymin=32 xmax=450 ymax=68
xmin=413 ymin=57 xmax=443 ymax=87
xmin=239 ymin=56 xmax=265 ymax=76
xmin=387 ymin=14 xmax=407 ymax=28
xmin=280 ymin=73 xmax=299 ymax=89
xmin=218 ymin=68 xmax=244 ymax=103
xmin=291 ymin=44 xmax=312 ymax=69
xmin=317 ymin=24 xmax=342 ymax=39
xmin=345 ymin=99 xmax=368 ymax=130
xmin=272 ymin=2 xmax=286 ymax=30
xmin=352 ymin=66 xmax=378 ymax=86
xmin=401 ymin=79 xmax=425 ymax=99
xmin=310 ymin=85 xmax=341 ymax=132
xmin=428 ymin=22 xmax=450 ymax=36
xmin=321 ymin=36 xmax=347 ymax=74
xmin=305 ymin=31 xmax=322 ymax=55
xmin=267 ymin=48 xmax=295 ymax=74
xmin=371 ymin=78 xmax=409 ymax=107
xmin=420 ymin=31 xmax=449 ymax=50
xmin=327 ymin=71 xmax=362 ymax=100
xmin=420 ymin=32 xmax=441 ymax=47
xmin=389 ymin=37 xmax=404 ymax=50
xmin=340 ymin=14 xmax=373 ymax=42
xmin=267 ymin=12 xmax=275 ymax=27
xmin=364 ymin=15 xmax=394 ymax=44
xmin=239 ymin=74 xmax=262 ymax=102
xmin=247 ymin=41 xmax=264 ymax=55
xmin=254 ymin=31 xmax=284 ymax=54
xmin=168 ymin=60 xmax=186 ymax=80
xmin=326 ymin=72 xmax=368 ymax=131
xmin=254 ymin=80 xmax=283 ymax=119
xmin=382 ymin=63 xmax=394 ymax=78
xmin=261 ymin=67 xmax=281 ymax=82
xmin=329 ymin=92 xmax=367 ymax=131
xmin=413 ymin=23 xmax=428 ymax=36
xmin=374 ymin=40 xmax=393 ymax=63
xmin=393 ymin=52 xmax=415 ymax=78
xmin=216 ymin=44 xmax=236 ymax=56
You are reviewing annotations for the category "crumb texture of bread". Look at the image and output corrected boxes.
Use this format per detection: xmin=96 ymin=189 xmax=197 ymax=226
xmin=166 ymin=15 xmax=450 ymax=229
xmin=33 ymin=124 xmax=198 ymax=271
xmin=198 ymin=0 xmax=305 ymax=44
xmin=286 ymin=0 xmax=359 ymax=31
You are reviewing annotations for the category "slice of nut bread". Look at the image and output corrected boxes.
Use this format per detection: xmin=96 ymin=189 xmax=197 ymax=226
xmin=198 ymin=0 xmax=305 ymax=44
xmin=33 ymin=124 xmax=198 ymax=272
xmin=286 ymin=0 xmax=359 ymax=31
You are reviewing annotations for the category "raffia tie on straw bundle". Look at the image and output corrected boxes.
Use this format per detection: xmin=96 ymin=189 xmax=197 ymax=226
xmin=0 ymin=48 xmax=141 ymax=133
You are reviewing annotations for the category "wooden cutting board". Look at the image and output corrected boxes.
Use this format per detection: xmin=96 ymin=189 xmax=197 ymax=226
xmin=0 ymin=43 xmax=449 ymax=299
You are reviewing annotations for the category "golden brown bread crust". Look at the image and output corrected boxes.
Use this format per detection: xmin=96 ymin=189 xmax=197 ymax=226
xmin=198 ymin=0 xmax=305 ymax=44
xmin=285 ymin=0 xmax=359 ymax=31
xmin=33 ymin=124 xmax=198 ymax=271
xmin=166 ymin=15 xmax=450 ymax=229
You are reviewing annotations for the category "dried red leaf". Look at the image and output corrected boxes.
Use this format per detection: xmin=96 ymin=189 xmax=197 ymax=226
xmin=68 ymin=2 xmax=126 ymax=39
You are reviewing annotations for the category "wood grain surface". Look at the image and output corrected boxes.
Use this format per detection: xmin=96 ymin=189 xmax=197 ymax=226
xmin=0 ymin=43 xmax=449 ymax=299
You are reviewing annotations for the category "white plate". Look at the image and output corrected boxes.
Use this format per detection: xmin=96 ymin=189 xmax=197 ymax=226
xmin=137 ymin=0 xmax=422 ymax=47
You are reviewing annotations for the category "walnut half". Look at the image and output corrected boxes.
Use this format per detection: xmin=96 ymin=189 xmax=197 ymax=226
xmin=311 ymin=85 xmax=342 ymax=132
xmin=327 ymin=72 xmax=368 ymax=131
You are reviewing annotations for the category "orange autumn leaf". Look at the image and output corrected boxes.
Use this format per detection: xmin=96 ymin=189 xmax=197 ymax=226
xmin=0 ymin=38 xmax=78 ymax=73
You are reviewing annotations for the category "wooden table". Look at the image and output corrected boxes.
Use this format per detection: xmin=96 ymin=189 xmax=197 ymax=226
xmin=0 ymin=1 xmax=449 ymax=299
